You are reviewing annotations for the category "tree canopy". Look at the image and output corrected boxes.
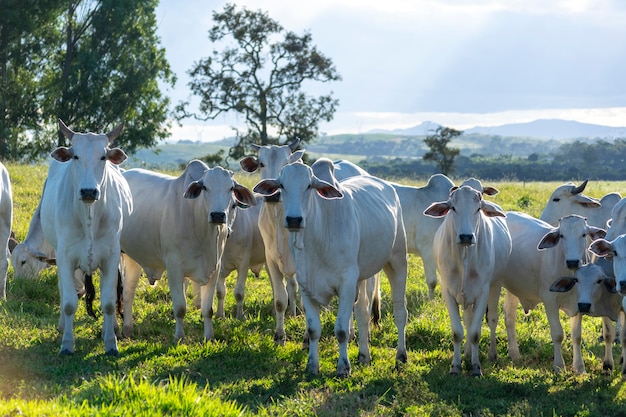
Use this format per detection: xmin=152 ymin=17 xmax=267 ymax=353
xmin=176 ymin=3 xmax=341 ymax=162
xmin=0 ymin=0 xmax=174 ymax=160
xmin=423 ymin=126 xmax=462 ymax=175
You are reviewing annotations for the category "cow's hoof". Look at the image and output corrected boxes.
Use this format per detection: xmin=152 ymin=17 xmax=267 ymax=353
xmin=273 ymin=333 xmax=286 ymax=347
xmin=105 ymin=348 xmax=119 ymax=357
xmin=449 ymin=365 xmax=462 ymax=375
xmin=470 ymin=365 xmax=483 ymax=377
xmin=59 ymin=348 xmax=73 ymax=356
xmin=358 ymin=352 xmax=371 ymax=365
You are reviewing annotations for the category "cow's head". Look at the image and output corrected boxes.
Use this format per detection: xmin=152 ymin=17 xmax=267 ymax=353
xmin=538 ymin=214 xmax=605 ymax=271
xmin=239 ymin=139 xmax=304 ymax=203
xmin=253 ymin=161 xmax=342 ymax=231
xmin=52 ymin=119 xmax=127 ymax=203
xmin=539 ymin=180 xmax=601 ymax=226
xmin=589 ymin=235 xmax=626 ymax=294
xmin=184 ymin=165 xmax=256 ymax=226
xmin=424 ymin=185 xmax=505 ymax=246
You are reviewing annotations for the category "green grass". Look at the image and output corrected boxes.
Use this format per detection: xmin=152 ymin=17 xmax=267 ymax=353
xmin=2 ymin=163 xmax=626 ymax=416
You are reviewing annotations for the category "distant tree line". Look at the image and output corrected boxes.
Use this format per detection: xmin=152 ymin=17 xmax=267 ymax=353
xmin=359 ymin=139 xmax=626 ymax=181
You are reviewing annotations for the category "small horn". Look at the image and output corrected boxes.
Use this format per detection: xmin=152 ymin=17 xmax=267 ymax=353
xmin=106 ymin=122 xmax=125 ymax=142
xmin=572 ymin=179 xmax=588 ymax=195
xmin=58 ymin=119 xmax=75 ymax=140
xmin=288 ymin=137 xmax=301 ymax=151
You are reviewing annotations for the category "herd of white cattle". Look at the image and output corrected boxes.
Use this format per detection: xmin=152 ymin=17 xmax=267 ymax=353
xmin=3 ymin=119 xmax=626 ymax=378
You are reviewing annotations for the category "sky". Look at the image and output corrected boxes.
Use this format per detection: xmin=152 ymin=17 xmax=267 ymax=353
xmin=155 ymin=0 xmax=626 ymax=142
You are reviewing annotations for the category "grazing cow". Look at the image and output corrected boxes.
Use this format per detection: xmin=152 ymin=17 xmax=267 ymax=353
xmin=40 ymin=119 xmax=132 ymax=355
xmin=240 ymin=140 xmax=304 ymax=345
xmin=494 ymin=212 xmax=606 ymax=373
xmin=215 ymin=195 xmax=266 ymax=319
xmin=424 ymin=185 xmax=512 ymax=376
xmin=388 ymin=174 xmax=455 ymax=299
xmin=0 ymin=162 xmax=12 ymax=299
xmin=254 ymin=161 xmax=408 ymax=377
xmin=540 ymin=180 xmax=621 ymax=229
xmin=119 ymin=161 xmax=256 ymax=341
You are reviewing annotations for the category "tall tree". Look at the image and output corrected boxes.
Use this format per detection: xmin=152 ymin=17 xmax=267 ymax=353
xmin=423 ymin=126 xmax=462 ymax=176
xmin=42 ymin=0 xmax=175 ymax=153
xmin=177 ymin=3 xmax=341 ymax=161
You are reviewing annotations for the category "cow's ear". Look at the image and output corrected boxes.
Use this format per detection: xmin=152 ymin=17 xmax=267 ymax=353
xmin=183 ymin=180 xmax=204 ymax=199
xmin=549 ymin=277 xmax=577 ymax=292
xmin=312 ymin=178 xmax=342 ymax=199
xmin=106 ymin=148 xmax=128 ymax=165
xmin=482 ymin=186 xmax=499 ymax=196
xmin=289 ymin=149 xmax=305 ymax=164
xmin=604 ymin=278 xmax=618 ymax=294
xmin=573 ymin=194 xmax=601 ymax=208
xmin=587 ymin=226 xmax=606 ymax=241
xmin=253 ymin=179 xmax=280 ymax=196
xmin=424 ymin=201 xmax=450 ymax=218
xmin=538 ymin=229 xmax=560 ymax=250
xmin=232 ymin=182 xmax=257 ymax=207
xmin=58 ymin=119 xmax=74 ymax=140
xmin=240 ymin=156 xmax=259 ymax=173
xmin=589 ymin=239 xmax=613 ymax=258
xmin=480 ymin=200 xmax=506 ymax=217
xmin=51 ymin=147 xmax=74 ymax=162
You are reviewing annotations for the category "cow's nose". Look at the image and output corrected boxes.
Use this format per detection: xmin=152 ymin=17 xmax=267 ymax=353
xmin=80 ymin=188 xmax=99 ymax=202
xmin=566 ymin=260 xmax=580 ymax=270
xmin=458 ymin=234 xmax=474 ymax=246
xmin=578 ymin=302 xmax=591 ymax=313
xmin=286 ymin=216 xmax=303 ymax=230
xmin=210 ymin=212 xmax=227 ymax=224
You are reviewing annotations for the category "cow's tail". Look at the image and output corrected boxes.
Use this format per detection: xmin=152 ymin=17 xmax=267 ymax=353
xmin=370 ymin=273 xmax=381 ymax=328
xmin=116 ymin=267 xmax=124 ymax=319
xmin=84 ymin=274 xmax=97 ymax=319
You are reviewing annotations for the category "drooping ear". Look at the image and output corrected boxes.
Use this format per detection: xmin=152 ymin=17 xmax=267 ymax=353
xmin=586 ymin=225 xmax=607 ymax=242
xmin=549 ymin=277 xmax=577 ymax=293
xmin=311 ymin=177 xmax=343 ymax=199
xmin=424 ymin=201 xmax=451 ymax=218
xmin=58 ymin=119 xmax=74 ymax=140
xmin=604 ymin=278 xmax=618 ymax=294
xmin=232 ymin=181 xmax=257 ymax=207
xmin=51 ymin=147 xmax=74 ymax=162
xmin=239 ymin=156 xmax=260 ymax=173
xmin=183 ymin=180 xmax=204 ymax=199
xmin=480 ymin=200 xmax=506 ymax=218
xmin=538 ymin=229 xmax=560 ymax=250
xmin=572 ymin=193 xmax=601 ymax=208
xmin=482 ymin=186 xmax=499 ymax=196
xmin=588 ymin=239 xmax=613 ymax=258
xmin=106 ymin=148 xmax=128 ymax=165
xmin=106 ymin=123 xmax=125 ymax=142
xmin=253 ymin=179 xmax=281 ymax=196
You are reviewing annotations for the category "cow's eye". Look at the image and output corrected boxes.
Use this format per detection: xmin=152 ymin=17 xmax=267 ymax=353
xmin=73 ymin=155 xmax=79 ymax=160
xmin=258 ymin=162 xmax=265 ymax=168
xmin=100 ymin=156 xmax=106 ymax=161
xmin=451 ymin=206 xmax=456 ymax=212
xmin=552 ymin=198 xmax=560 ymax=202
xmin=597 ymin=279 xmax=603 ymax=285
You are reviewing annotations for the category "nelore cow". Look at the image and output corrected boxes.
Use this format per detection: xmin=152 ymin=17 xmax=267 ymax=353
xmin=0 ymin=162 xmax=12 ymax=299
xmin=254 ymin=160 xmax=408 ymax=377
xmin=540 ymin=180 xmax=621 ymax=229
xmin=119 ymin=161 xmax=256 ymax=341
xmin=40 ymin=119 xmax=132 ymax=355
xmin=424 ymin=185 xmax=512 ymax=377
xmin=493 ymin=212 xmax=608 ymax=373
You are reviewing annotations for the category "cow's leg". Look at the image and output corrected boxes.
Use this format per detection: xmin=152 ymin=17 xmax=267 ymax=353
xmin=57 ymin=260 xmax=78 ymax=355
xmin=503 ymin=291 xmax=521 ymax=361
xmin=266 ymin=259 xmax=288 ymax=345
xmin=442 ymin=288 xmax=463 ymax=375
xmin=233 ymin=263 xmax=249 ymax=319
xmin=120 ymin=255 xmax=142 ymax=338
xmin=621 ymin=299 xmax=626 ymax=379
xmin=335 ymin=277 xmax=360 ymax=377
xmin=100 ymin=258 xmax=120 ymax=356
xmin=167 ymin=268 xmax=187 ymax=342
xmin=486 ymin=285 xmax=501 ymax=361
xmin=286 ymin=274 xmax=298 ymax=316
xmin=354 ymin=280 xmax=372 ymax=365
xmin=201 ymin=271 xmax=220 ymax=341
xmin=544 ymin=301 xmax=566 ymax=372
xmin=301 ymin=294 xmax=321 ymax=375
xmin=383 ymin=258 xmax=408 ymax=367
xmin=601 ymin=316 xmax=615 ymax=375
xmin=215 ymin=269 xmax=228 ymax=319
xmin=570 ymin=314 xmax=585 ymax=374
xmin=420 ymin=247 xmax=438 ymax=300
xmin=467 ymin=290 xmax=489 ymax=377
xmin=462 ymin=304 xmax=474 ymax=360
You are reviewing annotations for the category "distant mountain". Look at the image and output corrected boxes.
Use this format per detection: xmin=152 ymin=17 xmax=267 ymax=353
xmin=369 ymin=119 xmax=626 ymax=140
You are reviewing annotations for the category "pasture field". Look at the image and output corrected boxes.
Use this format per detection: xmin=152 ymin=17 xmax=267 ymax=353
xmin=2 ymin=163 xmax=626 ymax=416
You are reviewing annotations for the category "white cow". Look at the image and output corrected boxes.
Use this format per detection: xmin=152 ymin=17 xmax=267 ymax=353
xmin=119 ymin=161 xmax=256 ymax=341
xmin=494 ymin=212 xmax=607 ymax=373
xmin=589 ymin=234 xmax=626 ymax=378
xmin=240 ymin=140 xmax=304 ymax=345
xmin=0 ymin=162 xmax=12 ymax=299
xmin=215 ymin=195 xmax=265 ymax=319
xmin=540 ymin=180 xmax=621 ymax=229
xmin=424 ymin=185 xmax=512 ymax=376
xmin=254 ymin=161 xmax=408 ymax=377
xmin=389 ymin=174 xmax=455 ymax=299
xmin=40 ymin=119 xmax=132 ymax=355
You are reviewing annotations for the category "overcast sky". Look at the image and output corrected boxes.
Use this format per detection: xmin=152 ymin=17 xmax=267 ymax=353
xmin=156 ymin=0 xmax=626 ymax=141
